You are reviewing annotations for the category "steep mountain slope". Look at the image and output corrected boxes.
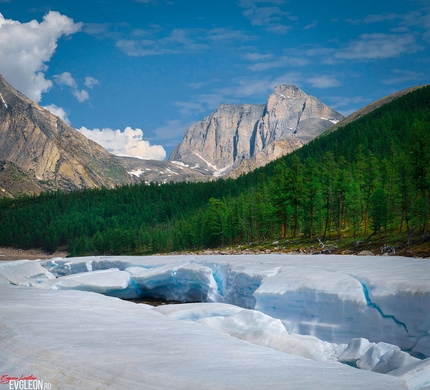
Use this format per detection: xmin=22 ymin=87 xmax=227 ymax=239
xmin=0 ymin=74 xmax=131 ymax=197
xmin=169 ymin=85 xmax=344 ymax=177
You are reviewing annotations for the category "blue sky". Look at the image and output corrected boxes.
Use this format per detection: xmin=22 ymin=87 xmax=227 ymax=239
xmin=0 ymin=0 xmax=429 ymax=159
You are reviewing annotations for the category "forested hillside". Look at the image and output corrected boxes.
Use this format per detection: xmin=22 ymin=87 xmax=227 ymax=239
xmin=0 ymin=86 xmax=429 ymax=256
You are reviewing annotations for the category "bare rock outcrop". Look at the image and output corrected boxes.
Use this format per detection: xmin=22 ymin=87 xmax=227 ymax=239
xmin=169 ymin=104 xmax=265 ymax=176
xmin=0 ymin=74 xmax=131 ymax=197
xmin=168 ymin=85 xmax=344 ymax=177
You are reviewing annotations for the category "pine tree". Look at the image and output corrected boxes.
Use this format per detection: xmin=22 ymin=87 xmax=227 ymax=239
xmin=369 ymin=187 xmax=388 ymax=241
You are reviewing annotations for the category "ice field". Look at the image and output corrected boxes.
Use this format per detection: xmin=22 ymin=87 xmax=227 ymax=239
xmin=1 ymin=254 xmax=430 ymax=389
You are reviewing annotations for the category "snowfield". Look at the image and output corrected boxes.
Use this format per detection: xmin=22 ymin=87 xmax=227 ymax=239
xmin=1 ymin=254 xmax=429 ymax=389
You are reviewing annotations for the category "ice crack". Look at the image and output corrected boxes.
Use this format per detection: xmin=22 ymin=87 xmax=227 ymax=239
xmin=355 ymin=277 xmax=409 ymax=334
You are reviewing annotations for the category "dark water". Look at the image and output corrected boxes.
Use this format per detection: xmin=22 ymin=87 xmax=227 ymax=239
xmin=123 ymin=297 xmax=193 ymax=307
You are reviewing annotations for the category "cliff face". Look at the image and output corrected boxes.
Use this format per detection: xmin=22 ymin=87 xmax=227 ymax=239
xmin=0 ymin=74 xmax=131 ymax=197
xmin=168 ymin=85 xmax=344 ymax=176
xmin=169 ymin=104 xmax=265 ymax=176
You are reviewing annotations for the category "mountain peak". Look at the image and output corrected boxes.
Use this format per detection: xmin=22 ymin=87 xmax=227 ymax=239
xmin=273 ymin=84 xmax=306 ymax=97
xmin=0 ymin=74 xmax=131 ymax=197
xmin=169 ymin=84 xmax=344 ymax=177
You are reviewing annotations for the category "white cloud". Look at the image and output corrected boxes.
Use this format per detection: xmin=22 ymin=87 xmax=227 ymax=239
xmin=175 ymin=101 xmax=206 ymax=115
xmin=54 ymin=72 xmax=76 ymax=87
xmin=304 ymin=20 xmax=317 ymax=30
xmin=54 ymin=71 xmax=90 ymax=102
xmin=347 ymin=9 xmax=430 ymax=43
xmin=205 ymin=28 xmax=254 ymax=42
xmin=239 ymin=0 xmax=285 ymax=6
xmin=334 ymin=33 xmax=423 ymax=60
xmin=248 ymin=55 xmax=308 ymax=71
xmin=266 ymin=24 xmax=291 ymax=34
xmin=78 ymin=126 xmax=166 ymax=160
xmin=306 ymin=47 xmax=335 ymax=57
xmin=239 ymin=0 xmax=294 ymax=34
xmin=116 ymin=39 xmax=179 ymax=56
xmin=329 ymin=95 xmax=368 ymax=107
xmin=243 ymin=6 xmax=287 ymax=26
xmin=73 ymin=89 xmax=89 ymax=103
xmin=175 ymin=72 xmax=302 ymax=116
xmin=188 ymin=80 xmax=219 ymax=89
xmin=218 ymin=72 xmax=302 ymax=100
xmin=243 ymin=52 xmax=274 ymax=61
xmin=0 ymin=12 xmax=82 ymax=102
xmin=85 ymin=76 xmax=99 ymax=89
xmin=402 ymin=8 xmax=430 ymax=42
xmin=43 ymin=104 xmax=70 ymax=124
xmin=347 ymin=13 xmax=399 ymax=25
xmin=308 ymin=75 xmax=341 ymax=88
xmin=116 ymin=27 xmax=252 ymax=57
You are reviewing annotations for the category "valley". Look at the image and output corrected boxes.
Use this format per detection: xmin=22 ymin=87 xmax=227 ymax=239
xmin=1 ymin=81 xmax=429 ymax=259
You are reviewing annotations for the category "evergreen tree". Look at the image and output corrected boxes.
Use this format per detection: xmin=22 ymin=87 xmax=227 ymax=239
xmin=369 ymin=187 xmax=389 ymax=241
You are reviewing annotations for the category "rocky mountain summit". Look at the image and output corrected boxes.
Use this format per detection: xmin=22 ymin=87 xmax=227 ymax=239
xmin=169 ymin=85 xmax=344 ymax=177
xmin=0 ymin=74 xmax=131 ymax=198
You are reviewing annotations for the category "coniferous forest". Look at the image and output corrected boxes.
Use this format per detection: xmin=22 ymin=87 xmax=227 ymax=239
xmin=0 ymin=86 xmax=429 ymax=256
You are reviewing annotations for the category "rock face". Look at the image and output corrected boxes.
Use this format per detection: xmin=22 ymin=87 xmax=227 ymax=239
xmin=169 ymin=85 xmax=344 ymax=177
xmin=0 ymin=74 xmax=131 ymax=197
xmin=169 ymin=104 xmax=265 ymax=177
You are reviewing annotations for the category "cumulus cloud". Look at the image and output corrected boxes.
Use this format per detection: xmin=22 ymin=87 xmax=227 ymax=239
xmin=43 ymin=104 xmax=70 ymax=124
xmin=85 ymin=76 xmax=99 ymax=89
xmin=0 ymin=12 xmax=82 ymax=102
xmin=54 ymin=71 xmax=90 ymax=102
xmin=73 ymin=89 xmax=89 ymax=102
xmin=54 ymin=72 xmax=76 ymax=87
xmin=78 ymin=126 xmax=166 ymax=160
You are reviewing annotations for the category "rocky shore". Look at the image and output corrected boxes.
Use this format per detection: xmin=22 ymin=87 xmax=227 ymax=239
xmin=0 ymin=246 xmax=67 ymax=261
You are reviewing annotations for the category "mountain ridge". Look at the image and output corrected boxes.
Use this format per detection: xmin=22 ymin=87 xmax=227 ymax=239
xmin=0 ymin=74 xmax=132 ymax=197
xmin=319 ymin=84 xmax=429 ymax=137
xmin=168 ymin=84 xmax=344 ymax=177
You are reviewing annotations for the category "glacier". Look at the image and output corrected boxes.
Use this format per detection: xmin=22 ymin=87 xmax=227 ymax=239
xmin=1 ymin=254 xmax=430 ymax=389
